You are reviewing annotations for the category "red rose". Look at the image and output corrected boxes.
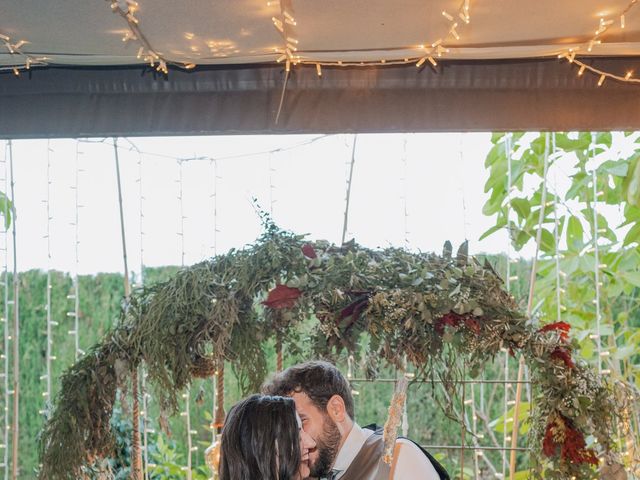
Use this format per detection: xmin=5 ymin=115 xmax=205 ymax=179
xmin=262 ymin=284 xmax=301 ymax=309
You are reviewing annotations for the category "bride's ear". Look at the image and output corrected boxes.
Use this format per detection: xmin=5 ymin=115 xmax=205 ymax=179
xmin=327 ymin=394 xmax=347 ymax=423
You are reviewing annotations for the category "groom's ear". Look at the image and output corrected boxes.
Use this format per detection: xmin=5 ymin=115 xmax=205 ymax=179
xmin=326 ymin=394 xmax=347 ymax=423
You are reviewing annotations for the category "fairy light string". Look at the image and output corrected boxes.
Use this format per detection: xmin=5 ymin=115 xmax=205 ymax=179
xmin=105 ymin=0 xmax=195 ymax=73
xmin=41 ymin=141 xmax=55 ymax=410
xmin=591 ymin=165 xmax=605 ymax=375
xmin=135 ymin=150 xmax=152 ymax=480
xmin=177 ymin=159 xmax=195 ymax=479
xmin=558 ymin=0 xmax=640 ymax=85
xmin=67 ymin=142 xmax=82 ymax=361
xmin=0 ymin=32 xmax=48 ymax=75
xmin=1 ymin=142 xmax=10 ymax=479
xmin=208 ymin=158 xmax=222 ymax=443
xmin=7 ymin=140 xmax=19 ymax=480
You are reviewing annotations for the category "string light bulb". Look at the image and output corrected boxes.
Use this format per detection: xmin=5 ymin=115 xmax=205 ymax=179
xmin=442 ymin=10 xmax=454 ymax=21
xmin=578 ymin=64 xmax=586 ymax=76
xmin=598 ymin=74 xmax=606 ymax=86
xmin=316 ymin=63 xmax=322 ymax=76
xmin=449 ymin=23 xmax=460 ymax=40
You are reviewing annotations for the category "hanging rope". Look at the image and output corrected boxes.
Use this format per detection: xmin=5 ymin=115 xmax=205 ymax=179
xmin=113 ymin=138 xmax=142 ymax=480
xmin=341 ymin=135 xmax=358 ymax=245
xmin=214 ymin=363 xmax=225 ymax=432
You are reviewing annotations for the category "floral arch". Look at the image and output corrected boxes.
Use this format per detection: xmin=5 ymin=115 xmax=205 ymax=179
xmin=39 ymin=222 xmax=621 ymax=479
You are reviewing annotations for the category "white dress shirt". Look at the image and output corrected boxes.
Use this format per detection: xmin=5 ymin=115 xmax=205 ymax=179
xmin=332 ymin=423 xmax=440 ymax=480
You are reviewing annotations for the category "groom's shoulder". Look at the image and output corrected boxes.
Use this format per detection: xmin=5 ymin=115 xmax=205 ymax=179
xmin=361 ymin=424 xmax=449 ymax=480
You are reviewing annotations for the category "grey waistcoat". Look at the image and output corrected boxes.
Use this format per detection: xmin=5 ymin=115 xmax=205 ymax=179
xmin=337 ymin=432 xmax=391 ymax=480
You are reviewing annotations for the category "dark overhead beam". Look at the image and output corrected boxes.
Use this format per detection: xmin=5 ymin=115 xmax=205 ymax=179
xmin=1 ymin=58 xmax=640 ymax=138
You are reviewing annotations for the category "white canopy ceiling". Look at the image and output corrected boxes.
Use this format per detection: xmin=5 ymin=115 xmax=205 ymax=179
xmin=1 ymin=0 xmax=640 ymax=68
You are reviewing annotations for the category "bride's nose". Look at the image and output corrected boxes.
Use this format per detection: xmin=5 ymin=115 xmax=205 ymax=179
xmin=301 ymin=429 xmax=316 ymax=452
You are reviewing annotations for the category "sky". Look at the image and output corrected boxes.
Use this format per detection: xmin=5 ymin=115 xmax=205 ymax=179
xmin=3 ymin=133 xmax=522 ymax=275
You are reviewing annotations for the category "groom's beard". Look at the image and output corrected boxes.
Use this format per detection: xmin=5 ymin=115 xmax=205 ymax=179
xmin=308 ymin=416 xmax=341 ymax=478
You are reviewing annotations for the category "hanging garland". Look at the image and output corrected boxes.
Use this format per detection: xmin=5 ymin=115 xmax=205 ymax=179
xmin=38 ymin=220 xmax=622 ymax=479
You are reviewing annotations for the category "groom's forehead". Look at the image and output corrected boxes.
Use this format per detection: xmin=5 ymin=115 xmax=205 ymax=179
xmin=291 ymin=391 xmax=321 ymax=416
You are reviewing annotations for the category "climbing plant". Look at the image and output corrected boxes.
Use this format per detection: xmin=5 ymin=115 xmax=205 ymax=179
xmin=482 ymin=131 xmax=640 ymax=476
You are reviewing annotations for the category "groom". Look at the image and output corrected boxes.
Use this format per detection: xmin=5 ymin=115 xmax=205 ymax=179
xmin=263 ymin=361 xmax=449 ymax=480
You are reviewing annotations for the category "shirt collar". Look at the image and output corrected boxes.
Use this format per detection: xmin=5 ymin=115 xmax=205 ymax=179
xmin=332 ymin=423 xmax=374 ymax=473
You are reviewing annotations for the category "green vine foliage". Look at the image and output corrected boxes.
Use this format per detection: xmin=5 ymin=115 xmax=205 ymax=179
xmin=482 ymin=131 xmax=640 ymax=477
xmin=39 ymin=218 xmax=619 ymax=479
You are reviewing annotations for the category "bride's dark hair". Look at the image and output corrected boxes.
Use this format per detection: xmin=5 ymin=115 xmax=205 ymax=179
xmin=219 ymin=394 xmax=302 ymax=480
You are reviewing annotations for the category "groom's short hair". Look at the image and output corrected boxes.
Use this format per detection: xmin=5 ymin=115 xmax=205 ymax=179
xmin=262 ymin=360 xmax=355 ymax=419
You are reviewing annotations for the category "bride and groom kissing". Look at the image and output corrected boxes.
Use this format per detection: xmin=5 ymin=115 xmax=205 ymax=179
xmin=218 ymin=361 xmax=449 ymax=480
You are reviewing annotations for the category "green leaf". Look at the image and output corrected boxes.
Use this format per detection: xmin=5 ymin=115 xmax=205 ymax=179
xmin=511 ymin=198 xmax=531 ymax=220
xmin=601 ymin=160 xmax=629 ymax=177
xmin=620 ymin=271 xmax=640 ymax=288
xmin=623 ymin=222 xmax=640 ymax=246
xmin=566 ymin=216 xmax=584 ymax=251
xmin=491 ymin=402 xmax=530 ymax=434
xmin=595 ymin=131 xmax=612 ymax=148
xmin=613 ymin=344 xmax=636 ymax=361
xmin=538 ymin=228 xmax=555 ymax=254
xmin=491 ymin=132 xmax=506 ymax=144
xmin=0 ymin=194 xmax=13 ymax=229
xmin=479 ymin=218 xmax=507 ymax=241
xmin=626 ymin=155 xmax=640 ymax=206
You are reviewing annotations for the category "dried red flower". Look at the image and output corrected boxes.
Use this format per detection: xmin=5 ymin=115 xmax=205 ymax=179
xmin=562 ymin=425 xmax=599 ymax=465
xmin=542 ymin=414 xmax=598 ymax=466
xmin=550 ymin=346 xmax=575 ymax=369
xmin=464 ymin=318 xmax=481 ymax=335
xmin=339 ymin=296 xmax=369 ymax=323
xmin=262 ymin=284 xmax=301 ymax=309
xmin=435 ymin=312 xmax=465 ymax=334
xmin=539 ymin=321 xmax=571 ymax=342
xmin=543 ymin=420 xmax=558 ymax=457
xmin=301 ymin=243 xmax=317 ymax=259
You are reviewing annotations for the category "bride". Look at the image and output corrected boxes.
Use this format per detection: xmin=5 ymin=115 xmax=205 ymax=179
xmin=219 ymin=394 xmax=316 ymax=480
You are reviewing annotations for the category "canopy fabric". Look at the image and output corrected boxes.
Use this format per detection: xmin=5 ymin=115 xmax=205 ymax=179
xmin=2 ymin=0 xmax=640 ymax=66
xmin=2 ymin=0 xmax=640 ymax=136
